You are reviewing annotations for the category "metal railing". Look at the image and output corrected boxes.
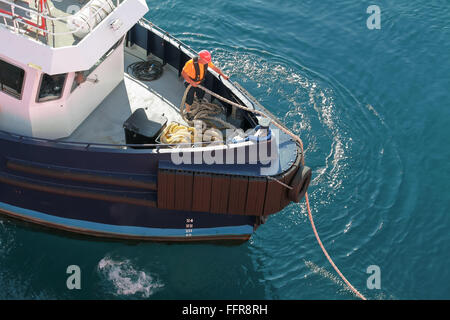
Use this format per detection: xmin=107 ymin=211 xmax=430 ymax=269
xmin=0 ymin=129 xmax=239 ymax=151
xmin=138 ymin=18 xmax=198 ymax=57
xmin=0 ymin=0 xmax=124 ymax=48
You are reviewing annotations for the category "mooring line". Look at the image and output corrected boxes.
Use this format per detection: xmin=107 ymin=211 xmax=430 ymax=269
xmin=196 ymin=83 xmax=367 ymax=300
xmin=305 ymin=192 xmax=367 ymax=300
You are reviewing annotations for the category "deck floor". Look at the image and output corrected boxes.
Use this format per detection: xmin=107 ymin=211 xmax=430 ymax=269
xmin=65 ymin=48 xmax=188 ymax=145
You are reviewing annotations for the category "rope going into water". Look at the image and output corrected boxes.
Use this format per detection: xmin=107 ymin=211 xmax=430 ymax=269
xmin=194 ymin=83 xmax=367 ymax=300
xmin=305 ymin=193 xmax=367 ymax=300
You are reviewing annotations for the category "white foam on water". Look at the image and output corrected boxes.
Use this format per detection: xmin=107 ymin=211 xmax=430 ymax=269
xmin=98 ymin=257 xmax=164 ymax=298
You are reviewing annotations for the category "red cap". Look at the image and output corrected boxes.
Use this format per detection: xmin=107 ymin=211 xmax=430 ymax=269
xmin=199 ymin=50 xmax=212 ymax=64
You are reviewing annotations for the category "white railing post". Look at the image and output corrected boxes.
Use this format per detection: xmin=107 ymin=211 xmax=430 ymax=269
xmin=10 ymin=4 xmax=17 ymax=33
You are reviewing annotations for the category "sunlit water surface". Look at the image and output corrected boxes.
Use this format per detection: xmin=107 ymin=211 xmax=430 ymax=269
xmin=1 ymin=0 xmax=449 ymax=299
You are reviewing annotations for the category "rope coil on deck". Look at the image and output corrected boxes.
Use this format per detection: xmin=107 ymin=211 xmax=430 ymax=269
xmin=192 ymin=83 xmax=367 ymax=300
xmin=180 ymin=86 xmax=236 ymax=131
xmin=127 ymin=59 xmax=164 ymax=82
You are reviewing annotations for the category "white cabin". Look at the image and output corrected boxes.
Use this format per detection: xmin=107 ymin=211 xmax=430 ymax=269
xmin=0 ymin=0 xmax=148 ymax=139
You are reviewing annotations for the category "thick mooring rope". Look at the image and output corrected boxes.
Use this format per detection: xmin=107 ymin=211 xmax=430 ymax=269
xmin=180 ymin=85 xmax=236 ymax=130
xmin=305 ymin=193 xmax=367 ymax=300
xmin=193 ymin=83 xmax=367 ymax=300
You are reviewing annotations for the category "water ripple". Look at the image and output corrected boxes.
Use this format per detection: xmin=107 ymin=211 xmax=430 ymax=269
xmin=209 ymin=40 xmax=404 ymax=298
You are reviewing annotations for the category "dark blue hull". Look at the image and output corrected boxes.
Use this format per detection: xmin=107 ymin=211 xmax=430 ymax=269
xmin=0 ymin=20 xmax=305 ymax=242
xmin=0 ymin=133 xmax=263 ymax=241
xmin=0 ymin=202 xmax=255 ymax=242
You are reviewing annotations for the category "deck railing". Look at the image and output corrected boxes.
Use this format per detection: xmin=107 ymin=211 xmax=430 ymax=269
xmin=0 ymin=129 xmax=229 ymax=151
xmin=138 ymin=18 xmax=198 ymax=57
xmin=0 ymin=0 xmax=124 ymax=48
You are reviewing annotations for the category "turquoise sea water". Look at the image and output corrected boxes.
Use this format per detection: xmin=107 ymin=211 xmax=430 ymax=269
xmin=1 ymin=0 xmax=449 ymax=299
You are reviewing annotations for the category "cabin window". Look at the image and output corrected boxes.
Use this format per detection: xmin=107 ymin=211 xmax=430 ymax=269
xmin=0 ymin=58 xmax=25 ymax=99
xmin=71 ymin=37 xmax=124 ymax=92
xmin=37 ymin=73 xmax=67 ymax=102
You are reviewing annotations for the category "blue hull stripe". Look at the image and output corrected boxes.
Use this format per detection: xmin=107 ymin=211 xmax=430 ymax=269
xmin=0 ymin=201 xmax=253 ymax=238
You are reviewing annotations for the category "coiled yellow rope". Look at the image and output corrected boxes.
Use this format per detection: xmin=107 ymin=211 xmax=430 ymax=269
xmin=160 ymin=123 xmax=195 ymax=144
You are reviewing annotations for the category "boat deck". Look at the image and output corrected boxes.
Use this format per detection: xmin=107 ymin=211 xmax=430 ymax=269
xmin=64 ymin=46 xmax=189 ymax=145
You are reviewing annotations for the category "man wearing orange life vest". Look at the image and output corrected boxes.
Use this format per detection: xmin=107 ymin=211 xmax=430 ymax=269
xmin=181 ymin=50 xmax=229 ymax=112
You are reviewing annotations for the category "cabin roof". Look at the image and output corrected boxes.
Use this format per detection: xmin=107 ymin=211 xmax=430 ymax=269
xmin=0 ymin=0 xmax=131 ymax=47
xmin=0 ymin=0 xmax=148 ymax=74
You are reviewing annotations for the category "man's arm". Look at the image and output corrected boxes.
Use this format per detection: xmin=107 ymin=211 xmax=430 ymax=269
xmin=210 ymin=64 xmax=229 ymax=80
xmin=182 ymin=70 xmax=198 ymax=87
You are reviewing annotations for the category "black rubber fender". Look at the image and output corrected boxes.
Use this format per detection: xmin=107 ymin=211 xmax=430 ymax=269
xmin=288 ymin=166 xmax=312 ymax=203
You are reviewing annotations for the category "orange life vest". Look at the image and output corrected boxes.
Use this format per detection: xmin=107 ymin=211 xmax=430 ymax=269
xmin=183 ymin=57 xmax=213 ymax=83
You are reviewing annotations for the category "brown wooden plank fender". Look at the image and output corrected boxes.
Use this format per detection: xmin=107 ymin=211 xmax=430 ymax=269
xmin=157 ymin=170 xmax=173 ymax=209
xmin=157 ymin=145 xmax=303 ymax=217
xmin=245 ymin=177 xmax=267 ymax=216
xmin=210 ymin=175 xmax=231 ymax=214
xmin=228 ymin=177 xmax=249 ymax=215
xmin=174 ymin=171 xmax=194 ymax=211
xmin=192 ymin=173 xmax=213 ymax=212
